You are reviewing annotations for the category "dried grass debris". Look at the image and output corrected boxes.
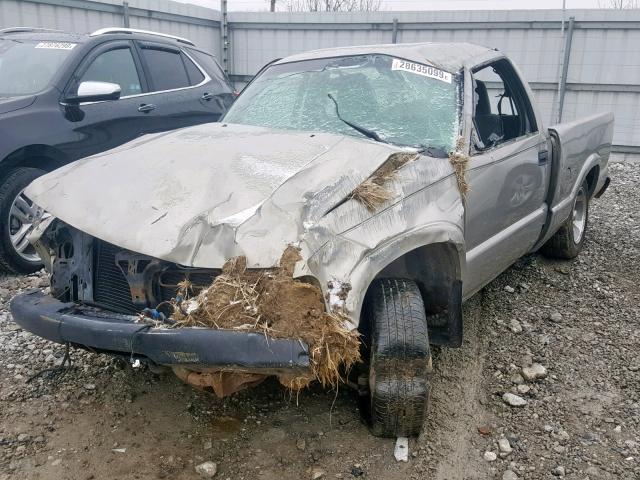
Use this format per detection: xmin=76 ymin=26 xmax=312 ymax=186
xmin=351 ymin=151 xmax=419 ymax=211
xmin=449 ymin=137 xmax=470 ymax=199
xmin=351 ymin=180 xmax=394 ymax=212
xmin=170 ymin=246 xmax=360 ymax=390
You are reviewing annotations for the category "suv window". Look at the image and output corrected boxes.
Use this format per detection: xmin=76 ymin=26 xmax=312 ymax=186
xmin=183 ymin=53 xmax=205 ymax=85
xmin=80 ymin=47 xmax=142 ymax=97
xmin=140 ymin=47 xmax=190 ymax=91
xmin=186 ymin=48 xmax=232 ymax=91
xmin=472 ymin=59 xmax=537 ymax=150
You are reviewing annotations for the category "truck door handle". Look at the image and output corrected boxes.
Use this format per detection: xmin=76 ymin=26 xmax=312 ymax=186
xmin=538 ymin=150 xmax=549 ymax=165
xmin=138 ymin=103 xmax=156 ymax=113
xmin=201 ymin=92 xmax=214 ymax=101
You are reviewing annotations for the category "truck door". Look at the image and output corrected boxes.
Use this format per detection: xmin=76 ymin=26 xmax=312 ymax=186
xmin=59 ymin=40 xmax=149 ymax=160
xmin=463 ymin=59 xmax=551 ymax=297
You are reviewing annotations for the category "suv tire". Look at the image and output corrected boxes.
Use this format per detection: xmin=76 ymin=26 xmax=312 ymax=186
xmin=0 ymin=167 xmax=46 ymax=274
xmin=360 ymin=278 xmax=431 ymax=437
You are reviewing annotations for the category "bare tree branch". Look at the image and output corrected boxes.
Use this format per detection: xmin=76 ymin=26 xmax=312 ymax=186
xmin=285 ymin=0 xmax=382 ymax=12
xmin=598 ymin=0 xmax=639 ymax=8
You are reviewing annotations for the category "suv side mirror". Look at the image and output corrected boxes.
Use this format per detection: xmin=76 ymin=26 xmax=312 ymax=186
xmin=64 ymin=81 xmax=121 ymax=104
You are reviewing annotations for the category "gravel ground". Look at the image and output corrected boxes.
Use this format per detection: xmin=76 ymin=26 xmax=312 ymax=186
xmin=0 ymin=161 xmax=638 ymax=480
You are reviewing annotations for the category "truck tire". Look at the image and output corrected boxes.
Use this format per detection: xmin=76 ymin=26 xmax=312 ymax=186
xmin=541 ymin=178 xmax=589 ymax=260
xmin=360 ymin=278 xmax=431 ymax=437
xmin=0 ymin=167 xmax=46 ymax=274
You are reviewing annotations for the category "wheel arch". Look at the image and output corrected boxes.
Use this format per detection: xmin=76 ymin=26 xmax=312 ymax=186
xmin=572 ymin=152 xmax=602 ymax=203
xmin=350 ymin=224 xmax=465 ymax=348
xmin=585 ymin=164 xmax=600 ymax=198
xmin=1 ymin=145 xmax=68 ymax=179
xmin=368 ymin=242 xmax=463 ymax=347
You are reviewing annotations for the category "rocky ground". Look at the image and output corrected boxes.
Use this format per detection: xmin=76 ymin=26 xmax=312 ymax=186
xmin=1 ymin=161 xmax=638 ymax=480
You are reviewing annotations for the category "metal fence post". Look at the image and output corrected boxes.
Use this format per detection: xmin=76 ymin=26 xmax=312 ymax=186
xmin=122 ymin=1 xmax=130 ymax=28
xmin=392 ymin=18 xmax=398 ymax=43
xmin=220 ymin=0 xmax=229 ymax=74
xmin=557 ymin=16 xmax=575 ymax=123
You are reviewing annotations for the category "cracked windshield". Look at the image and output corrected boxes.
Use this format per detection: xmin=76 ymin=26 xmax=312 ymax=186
xmin=224 ymin=54 xmax=460 ymax=152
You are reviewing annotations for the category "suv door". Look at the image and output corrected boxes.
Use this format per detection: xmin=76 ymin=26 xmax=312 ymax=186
xmin=59 ymin=40 xmax=149 ymax=160
xmin=463 ymin=59 xmax=550 ymax=297
xmin=185 ymin=47 xmax=235 ymax=112
xmin=134 ymin=41 xmax=228 ymax=132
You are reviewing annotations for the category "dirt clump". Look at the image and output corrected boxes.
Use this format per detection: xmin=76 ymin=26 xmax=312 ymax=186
xmin=351 ymin=151 xmax=419 ymax=211
xmin=171 ymin=246 xmax=360 ymax=390
xmin=172 ymin=368 xmax=267 ymax=398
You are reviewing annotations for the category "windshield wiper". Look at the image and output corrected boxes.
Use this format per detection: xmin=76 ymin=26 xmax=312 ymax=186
xmin=327 ymin=93 xmax=387 ymax=144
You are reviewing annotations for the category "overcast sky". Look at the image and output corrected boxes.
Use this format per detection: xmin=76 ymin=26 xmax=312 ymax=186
xmin=174 ymin=0 xmax=606 ymax=11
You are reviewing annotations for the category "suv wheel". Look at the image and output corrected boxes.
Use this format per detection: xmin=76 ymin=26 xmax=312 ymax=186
xmin=0 ymin=167 xmax=46 ymax=274
xmin=359 ymin=278 xmax=432 ymax=437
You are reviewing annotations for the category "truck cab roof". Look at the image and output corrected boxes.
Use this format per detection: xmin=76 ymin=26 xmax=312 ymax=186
xmin=275 ymin=42 xmax=497 ymax=73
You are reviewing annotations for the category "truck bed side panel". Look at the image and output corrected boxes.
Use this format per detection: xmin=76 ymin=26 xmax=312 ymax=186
xmin=540 ymin=112 xmax=614 ymax=246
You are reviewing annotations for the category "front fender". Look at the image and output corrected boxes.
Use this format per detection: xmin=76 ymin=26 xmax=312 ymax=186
xmin=348 ymin=222 xmax=465 ymax=327
xmin=302 ymin=155 xmax=466 ymax=329
xmin=307 ymin=220 xmax=465 ymax=329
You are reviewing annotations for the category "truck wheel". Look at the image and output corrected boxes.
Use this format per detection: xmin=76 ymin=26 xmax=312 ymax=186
xmin=541 ymin=178 xmax=589 ymax=260
xmin=0 ymin=167 xmax=46 ymax=274
xmin=360 ymin=278 xmax=431 ymax=438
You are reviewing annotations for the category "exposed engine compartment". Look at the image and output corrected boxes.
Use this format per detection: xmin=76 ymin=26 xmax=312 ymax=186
xmin=36 ymin=220 xmax=220 ymax=316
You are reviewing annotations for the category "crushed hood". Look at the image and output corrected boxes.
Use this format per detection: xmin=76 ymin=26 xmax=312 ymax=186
xmin=27 ymin=123 xmax=404 ymax=268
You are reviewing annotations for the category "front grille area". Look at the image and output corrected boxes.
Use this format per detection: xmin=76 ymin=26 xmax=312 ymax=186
xmin=157 ymin=269 xmax=219 ymax=303
xmin=93 ymin=240 xmax=137 ymax=314
xmin=91 ymin=239 xmax=220 ymax=315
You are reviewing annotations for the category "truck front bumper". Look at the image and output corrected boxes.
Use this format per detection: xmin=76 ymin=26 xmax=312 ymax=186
xmin=10 ymin=289 xmax=310 ymax=373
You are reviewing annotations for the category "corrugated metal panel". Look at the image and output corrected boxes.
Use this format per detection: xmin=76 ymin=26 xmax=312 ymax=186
xmin=0 ymin=0 xmax=221 ymax=55
xmin=0 ymin=2 xmax=639 ymax=149
xmin=0 ymin=0 xmax=121 ymax=32
xmin=228 ymin=9 xmax=640 ymax=149
xmin=127 ymin=17 xmax=218 ymax=52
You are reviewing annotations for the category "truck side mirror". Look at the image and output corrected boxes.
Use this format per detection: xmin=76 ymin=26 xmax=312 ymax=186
xmin=64 ymin=81 xmax=121 ymax=105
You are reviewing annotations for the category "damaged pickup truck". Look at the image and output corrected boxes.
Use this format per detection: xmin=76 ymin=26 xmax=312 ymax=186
xmin=11 ymin=43 xmax=613 ymax=437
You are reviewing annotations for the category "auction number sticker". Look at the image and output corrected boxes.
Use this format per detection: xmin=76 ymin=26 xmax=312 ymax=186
xmin=391 ymin=58 xmax=452 ymax=84
xmin=35 ymin=42 xmax=77 ymax=50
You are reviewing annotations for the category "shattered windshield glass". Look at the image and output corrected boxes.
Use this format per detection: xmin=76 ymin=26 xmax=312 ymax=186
xmin=0 ymin=39 xmax=75 ymax=96
xmin=224 ymin=54 xmax=460 ymax=152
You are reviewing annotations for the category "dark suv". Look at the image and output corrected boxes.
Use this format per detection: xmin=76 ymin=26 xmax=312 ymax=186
xmin=0 ymin=27 xmax=234 ymax=273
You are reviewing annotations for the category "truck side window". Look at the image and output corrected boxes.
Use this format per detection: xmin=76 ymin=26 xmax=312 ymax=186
xmin=472 ymin=59 xmax=537 ymax=150
xmin=79 ymin=47 xmax=142 ymax=97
